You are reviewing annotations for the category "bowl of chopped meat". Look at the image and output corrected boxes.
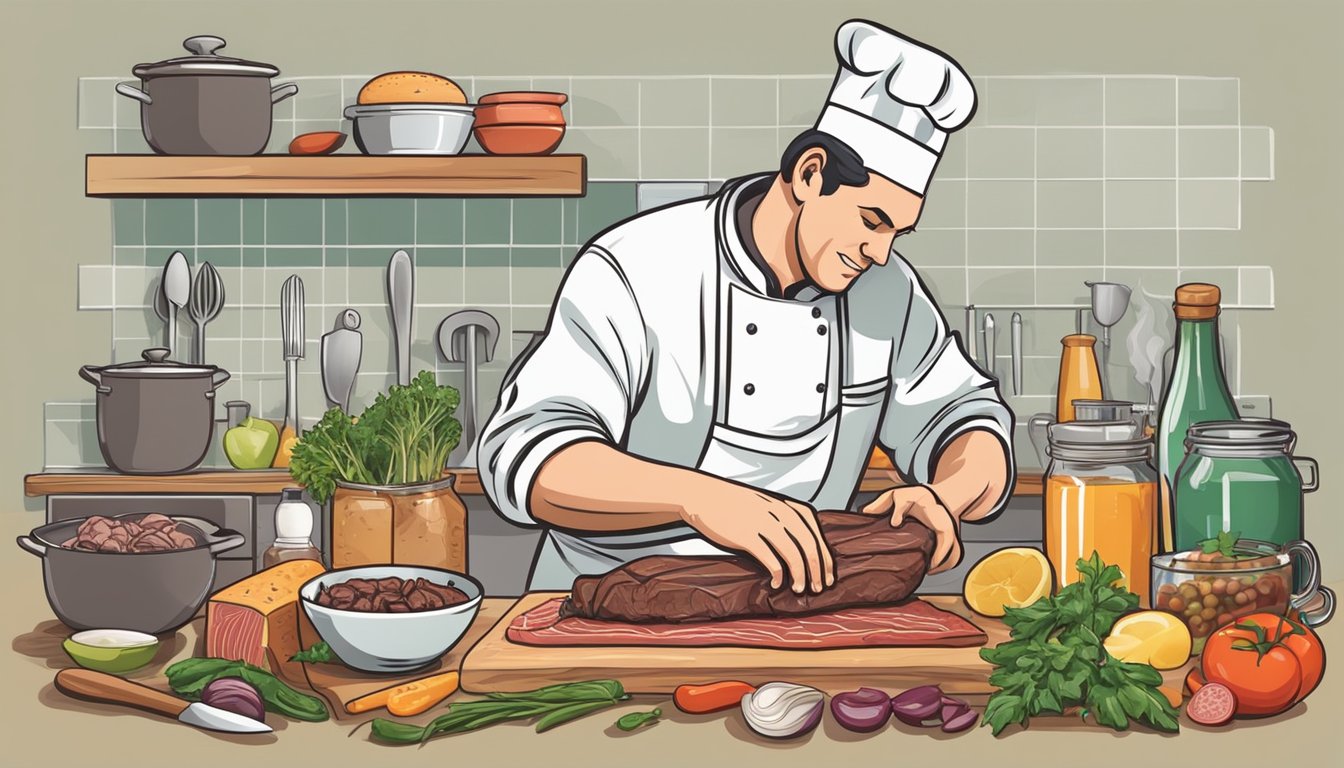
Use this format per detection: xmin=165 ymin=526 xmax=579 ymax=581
xmin=299 ymin=566 xmax=482 ymax=673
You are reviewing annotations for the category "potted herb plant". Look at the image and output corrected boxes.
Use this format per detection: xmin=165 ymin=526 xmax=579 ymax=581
xmin=289 ymin=371 xmax=466 ymax=570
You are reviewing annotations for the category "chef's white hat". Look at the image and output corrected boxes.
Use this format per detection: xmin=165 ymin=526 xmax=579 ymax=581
xmin=815 ymin=19 xmax=977 ymax=195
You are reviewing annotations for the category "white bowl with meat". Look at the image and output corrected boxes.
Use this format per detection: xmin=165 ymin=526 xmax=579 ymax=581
xmin=299 ymin=565 xmax=482 ymax=673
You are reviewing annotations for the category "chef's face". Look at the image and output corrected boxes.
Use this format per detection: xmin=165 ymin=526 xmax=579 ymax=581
xmin=789 ymin=149 xmax=922 ymax=293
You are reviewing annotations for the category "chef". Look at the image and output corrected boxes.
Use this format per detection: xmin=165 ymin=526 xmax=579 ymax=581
xmin=479 ymin=19 xmax=1015 ymax=593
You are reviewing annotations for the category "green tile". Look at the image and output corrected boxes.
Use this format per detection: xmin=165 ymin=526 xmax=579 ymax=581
xmin=968 ymin=230 xmax=1034 ymax=267
xmin=80 ymin=78 xmax=114 ymax=128
xmin=1179 ymin=180 xmax=1239 ymax=229
xmin=209 ymin=306 xmax=243 ymax=340
xmin=1105 ymin=128 xmax=1175 ymax=178
xmin=466 ymin=247 xmax=510 ymax=268
xmin=348 ymin=248 xmax=392 ymax=267
xmin=1178 ymin=78 xmax=1238 ymax=126
xmin=712 ymin=78 xmax=776 ymax=127
xmin=416 ymin=199 xmax=463 ymax=244
xmin=324 ymin=200 xmax=347 ymax=245
xmin=419 ymin=246 xmax=464 ymax=267
xmin=1037 ymin=180 xmax=1102 ymax=228
xmin=561 ymin=198 xmax=580 ymax=245
xmin=918 ymin=180 xmax=966 ymax=229
xmin=512 ymin=199 xmax=562 ymax=244
xmin=576 ymin=182 xmax=636 ymax=244
xmin=570 ymin=78 xmax=639 ymax=127
xmin=465 ymin=199 xmax=512 ymax=244
xmin=711 ymin=127 xmax=777 ymax=179
xmin=114 ymin=129 xmax=149 ymax=153
xmin=1037 ymin=128 xmax=1102 ymax=179
xmin=512 ymin=246 xmax=562 ymax=268
xmin=1035 ymin=268 xmax=1092 ymax=305
xmin=324 ymin=246 xmax=348 ymax=267
xmin=1106 ymin=180 xmax=1176 ymax=228
xmin=968 ymin=266 xmax=1034 ymax=305
xmin=265 ymin=199 xmax=323 ymax=245
xmin=966 ymin=180 xmax=1033 ymax=228
xmin=642 ymin=127 xmax=709 ymax=180
xmin=243 ymin=247 xmax=265 ymax=267
xmin=347 ymin=266 xmax=386 ymax=303
xmin=1105 ymin=78 xmax=1176 ymax=126
xmin=967 ymin=127 xmax=1034 ymax=179
xmin=1105 ymin=230 xmax=1176 ymax=267
xmin=777 ymin=77 xmax=828 ymax=125
xmin=348 ymin=199 xmax=414 ymax=246
xmin=1241 ymin=127 xmax=1273 ymax=180
xmin=641 ymin=78 xmax=709 ymax=127
xmin=243 ymin=199 xmax=265 ymax=245
xmin=145 ymin=199 xmax=195 ymax=246
xmin=512 ymin=266 xmax=563 ymax=305
xmin=323 ymin=264 xmax=348 ymax=304
xmin=562 ymin=127 xmax=639 ymax=180
xmin=265 ymin=247 xmax=323 ymax=268
xmin=113 ymin=247 xmax=147 ymax=265
xmin=1178 ymin=230 xmax=1247 ymax=266
xmin=197 ymin=199 xmax=241 ymax=245
xmin=113 ymin=200 xmax=144 ymax=246
xmin=464 ymin=268 xmax=510 ymax=305
xmin=896 ymin=228 xmax=964 ymax=269
xmin=418 ymin=264 xmax=463 ymax=306
xmin=1179 ymin=128 xmax=1239 ymax=178
xmin=200 ymin=247 xmax=241 ymax=267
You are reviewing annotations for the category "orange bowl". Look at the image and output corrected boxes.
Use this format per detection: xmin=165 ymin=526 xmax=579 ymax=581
xmin=474 ymin=102 xmax=566 ymax=127
xmin=478 ymin=91 xmax=568 ymax=106
xmin=474 ymin=124 xmax=565 ymax=155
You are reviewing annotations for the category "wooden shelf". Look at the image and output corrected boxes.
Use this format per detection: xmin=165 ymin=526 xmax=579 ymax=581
xmin=85 ymin=154 xmax=586 ymax=197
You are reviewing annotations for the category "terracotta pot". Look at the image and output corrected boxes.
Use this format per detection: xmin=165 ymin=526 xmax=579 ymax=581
xmin=473 ymin=102 xmax=566 ymax=127
xmin=477 ymin=91 xmax=567 ymax=106
xmin=474 ymin=124 xmax=566 ymax=155
xmin=330 ymin=476 xmax=467 ymax=571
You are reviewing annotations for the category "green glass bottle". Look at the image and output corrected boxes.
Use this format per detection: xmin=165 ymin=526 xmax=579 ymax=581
xmin=1156 ymin=283 xmax=1239 ymax=552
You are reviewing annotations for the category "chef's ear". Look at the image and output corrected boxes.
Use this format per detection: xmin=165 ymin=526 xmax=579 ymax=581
xmin=790 ymin=148 xmax=829 ymax=203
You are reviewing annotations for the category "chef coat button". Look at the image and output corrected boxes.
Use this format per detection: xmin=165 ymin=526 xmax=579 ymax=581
xmin=811 ymin=307 xmax=822 ymax=319
xmin=816 ymin=383 xmax=826 ymax=393
xmin=744 ymin=383 xmax=756 ymax=395
xmin=746 ymin=323 xmax=757 ymax=335
xmin=816 ymin=325 xmax=827 ymax=335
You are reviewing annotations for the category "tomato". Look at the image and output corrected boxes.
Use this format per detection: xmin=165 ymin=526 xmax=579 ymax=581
xmin=1202 ymin=613 xmax=1311 ymax=716
xmin=1280 ymin=616 xmax=1326 ymax=701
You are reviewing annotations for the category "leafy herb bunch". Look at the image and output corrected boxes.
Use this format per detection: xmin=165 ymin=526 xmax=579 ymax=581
xmin=980 ymin=552 xmax=1181 ymax=735
xmin=289 ymin=370 xmax=462 ymax=503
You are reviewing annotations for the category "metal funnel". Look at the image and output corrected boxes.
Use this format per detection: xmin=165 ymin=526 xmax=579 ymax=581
xmin=1086 ymin=281 xmax=1131 ymax=398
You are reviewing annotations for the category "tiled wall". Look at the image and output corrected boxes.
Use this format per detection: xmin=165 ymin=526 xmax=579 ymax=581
xmin=51 ymin=74 xmax=1276 ymax=469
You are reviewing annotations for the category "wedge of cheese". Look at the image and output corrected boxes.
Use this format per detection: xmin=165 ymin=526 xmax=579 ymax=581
xmin=206 ymin=560 xmax=325 ymax=685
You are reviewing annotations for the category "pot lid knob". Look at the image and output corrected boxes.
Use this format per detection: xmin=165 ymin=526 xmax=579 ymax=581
xmin=142 ymin=348 xmax=171 ymax=363
xmin=182 ymin=35 xmax=227 ymax=57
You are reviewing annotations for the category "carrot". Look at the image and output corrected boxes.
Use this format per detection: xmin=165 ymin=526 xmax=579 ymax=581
xmin=674 ymin=681 xmax=757 ymax=714
xmin=346 ymin=671 xmax=460 ymax=716
xmin=1185 ymin=667 xmax=1206 ymax=696
xmin=1157 ymin=685 xmax=1183 ymax=708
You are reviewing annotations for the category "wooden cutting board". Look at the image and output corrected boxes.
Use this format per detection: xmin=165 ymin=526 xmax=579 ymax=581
xmin=461 ymin=593 xmax=1019 ymax=698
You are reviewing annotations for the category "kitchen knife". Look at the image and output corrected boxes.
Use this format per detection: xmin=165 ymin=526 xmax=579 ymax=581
xmin=387 ymin=249 xmax=414 ymax=387
xmin=1011 ymin=312 xmax=1023 ymax=396
xmin=321 ymin=308 xmax=362 ymax=413
xmin=54 ymin=668 xmax=271 ymax=734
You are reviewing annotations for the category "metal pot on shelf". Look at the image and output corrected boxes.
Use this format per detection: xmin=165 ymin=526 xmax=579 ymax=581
xmin=79 ymin=348 xmax=231 ymax=474
xmin=115 ymin=35 xmax=298 ymax=155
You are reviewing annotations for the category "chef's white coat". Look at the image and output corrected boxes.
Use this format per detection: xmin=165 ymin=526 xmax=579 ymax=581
xmin=478 ymin=174 xmax=1015 ymax=590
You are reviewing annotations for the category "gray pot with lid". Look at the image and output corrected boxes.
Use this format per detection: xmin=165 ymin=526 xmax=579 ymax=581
xmin=80 ymin=348 xmax=231 ymax=474
xmin=115 ymin=35 xmax=298 ymax=155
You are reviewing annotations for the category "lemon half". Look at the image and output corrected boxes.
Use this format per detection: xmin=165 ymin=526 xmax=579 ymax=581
xmin=962 ymin=547 xmax=1052 ymax=617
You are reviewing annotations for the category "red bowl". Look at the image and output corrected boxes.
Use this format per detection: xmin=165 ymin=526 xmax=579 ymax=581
xmin=477 ymin=91 xmax=568 ymax=106
xmin=474 ymin=102 xmax=566 ymax=127
xmin=473 ymin=124 xmax=566 ymax=155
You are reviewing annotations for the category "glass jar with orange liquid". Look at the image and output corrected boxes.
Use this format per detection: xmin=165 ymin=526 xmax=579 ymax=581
xmin=1044 ymin=420 xmax=1158 ymax=607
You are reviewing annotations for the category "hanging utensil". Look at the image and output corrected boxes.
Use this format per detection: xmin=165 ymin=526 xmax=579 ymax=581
xmin=162 ymin=251 xmax=191 ymax=360
xmin=964 ymin=305 xmax=977 ymax=360
xmin=983 ymin=313 xmax=996 ymax=377
xmin=152 ymin=276 xmax=171 ymax=348
xmin=1011 ymin=312 xmax=1023 ymax=396
xmin=187 ymin=261 xmax=225 ymax=365
xmin=321 ymin=309 xmax=362 ymax=414
xmin=438 ymin=310 xmax=501 ymax=468
xmin=273 ymin=275 xmax=304 ymax=468
xmin=1087 ymin=281 xmax=1132 ymax=398
xmin=387 ymin=249 xmax=414 ymax=387
xmin=54 ymin=669 xmax=271 ymax=734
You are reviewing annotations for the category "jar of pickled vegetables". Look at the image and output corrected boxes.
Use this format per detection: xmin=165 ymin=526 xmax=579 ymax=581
xmin=1044 ymin=420 xmax=1158 ymax=606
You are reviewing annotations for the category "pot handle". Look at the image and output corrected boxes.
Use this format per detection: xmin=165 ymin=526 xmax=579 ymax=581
xmin=78 ymin=365 xmax=111 ymax=395
xmin=210 ymin=369 xmax=232 ymax=390
xmin=1285 ymin=539 xmax=1323 ymax=612
xmin=115 ymin=82 xmax=152 ymax=105
xmin=1294 ymin=457 xmax=1319 ymax=493
xmin=16 ymin=536 xmax=47 ymax=558
xmin=271 ymin=83 xmax=299 ymax=105
xmin=206 ymin=528 xmax=246 ymax=556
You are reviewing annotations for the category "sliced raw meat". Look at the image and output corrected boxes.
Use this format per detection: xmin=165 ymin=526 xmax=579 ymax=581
xmin=1186 ymin=682 xmax=1236 ymax=726
xmin=507 ymin=597 xmax=986 ymax=649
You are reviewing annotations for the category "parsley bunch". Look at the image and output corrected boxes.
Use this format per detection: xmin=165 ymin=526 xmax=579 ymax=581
xmin=980 ymin=552 xmax=1180 ymax=735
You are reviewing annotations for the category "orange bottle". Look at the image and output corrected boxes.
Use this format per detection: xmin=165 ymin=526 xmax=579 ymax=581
xmin=1056 ymin=335 xmax=1104 ymax=422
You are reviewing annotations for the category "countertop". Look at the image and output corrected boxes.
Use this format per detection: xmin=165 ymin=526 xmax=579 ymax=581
xmin=4 ymin=498 xmax=1339 ymax=768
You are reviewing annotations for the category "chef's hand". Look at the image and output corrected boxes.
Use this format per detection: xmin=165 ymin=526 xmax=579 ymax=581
xmin=861 ymin=485 xmax=962 ymax=574
xmin=679 ymin=480 xmax=835 ymax=594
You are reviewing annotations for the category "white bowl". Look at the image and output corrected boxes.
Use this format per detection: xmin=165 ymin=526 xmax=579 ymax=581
xmin=343 ymin=103 xmax=475 ymax=155
xmin=299 ymin=565 xmax=482 ymax=673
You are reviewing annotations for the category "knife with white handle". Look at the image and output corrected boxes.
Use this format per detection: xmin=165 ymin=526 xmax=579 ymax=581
xmin=55 ymin=669 xmax=271 ymax=734
xmin=388 ymin=250 xmax=414 ymax=387
xmin=983 ymin=313 xmax=996 ymax=377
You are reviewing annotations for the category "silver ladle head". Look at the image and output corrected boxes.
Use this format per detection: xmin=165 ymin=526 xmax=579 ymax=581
xmin=1086 ymin=281 xmax=1132 ymax=329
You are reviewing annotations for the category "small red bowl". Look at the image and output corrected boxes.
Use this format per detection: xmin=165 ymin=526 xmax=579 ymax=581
xmin=477 ymin=91 xmax=567 ymax=106
xmin=473 ymin=124 xmax=565 ymax=155
xmin=474 ymin=102 xmax=566 ymax=128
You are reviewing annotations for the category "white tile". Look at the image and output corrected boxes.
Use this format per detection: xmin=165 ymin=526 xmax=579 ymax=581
xmin=1179 ymin=180 xmax=1240 ymax=229
xmin=1241 ymin=127 xmax=1274 ymax=180
xmin=1238 ymin=266 xmax=1274 ymax=308
xmin=78 ymin=265 xmax=115 ymax=309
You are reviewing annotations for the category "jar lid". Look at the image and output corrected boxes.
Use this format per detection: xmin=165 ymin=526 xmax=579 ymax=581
xmin=1048 ymin=420 xmax=1152 ymax=461
xmin=1187 ymin=418 xmax=1295 ymax=450
xmin=132 ymin=36 xmax=279 ymax=79
xmin=1072 ymin=399 xmax=1134 ymax=422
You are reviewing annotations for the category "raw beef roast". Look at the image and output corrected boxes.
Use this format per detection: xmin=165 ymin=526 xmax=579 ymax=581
xmin=561 ymin=512 xmax=935 ymax=623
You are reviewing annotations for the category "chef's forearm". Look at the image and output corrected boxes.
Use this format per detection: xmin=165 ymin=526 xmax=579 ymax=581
xmin=528 ymin=440 xmax=708 ymax=532
xmin=926 ymin=429 xmax=1010 ymax=523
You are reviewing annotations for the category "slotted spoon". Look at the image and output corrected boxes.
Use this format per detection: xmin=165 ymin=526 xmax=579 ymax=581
xmin=187 ymin=262 xmax=226 ymax=365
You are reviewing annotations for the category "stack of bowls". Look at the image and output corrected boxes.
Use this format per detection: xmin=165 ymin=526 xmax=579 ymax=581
xmin=472 ymin=92 xmax=567 ymax=155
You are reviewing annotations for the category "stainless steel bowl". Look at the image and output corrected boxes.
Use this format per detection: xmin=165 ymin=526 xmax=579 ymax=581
xmin=343 ymin=103 xmax=475 ymax=155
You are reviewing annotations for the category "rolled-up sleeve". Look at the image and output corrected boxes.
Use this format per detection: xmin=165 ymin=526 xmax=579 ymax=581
xmin=477 ymin=246 xmax=649 ymax=526
xmin=879 ymin=267 xmax=1015 ymax=516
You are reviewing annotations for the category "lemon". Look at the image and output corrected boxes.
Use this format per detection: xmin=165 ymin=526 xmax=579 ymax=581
xmin=962 ymin=547 xmax=1052 ymax=617
xmin=1103 ymin=611 xmax=1193 ymax=670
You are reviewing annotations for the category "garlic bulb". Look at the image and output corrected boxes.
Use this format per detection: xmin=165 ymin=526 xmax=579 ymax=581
xmin=741 ymin=682 xmax=825 ymax=739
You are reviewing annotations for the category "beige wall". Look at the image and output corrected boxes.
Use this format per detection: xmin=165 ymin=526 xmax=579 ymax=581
xmin=3 ymin=0 xmax=1340 ymax=575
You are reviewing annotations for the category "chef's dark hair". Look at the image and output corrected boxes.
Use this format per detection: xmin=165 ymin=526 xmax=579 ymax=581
xmin=780 ymin=130 xmax=870 ymax=195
